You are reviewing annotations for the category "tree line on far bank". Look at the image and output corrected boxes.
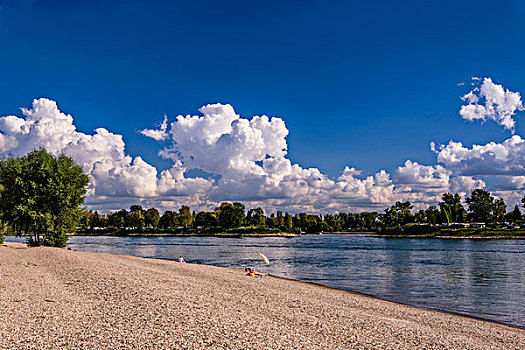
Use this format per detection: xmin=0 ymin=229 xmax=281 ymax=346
xmin=80 ymin=190 xmax=525 ymax=235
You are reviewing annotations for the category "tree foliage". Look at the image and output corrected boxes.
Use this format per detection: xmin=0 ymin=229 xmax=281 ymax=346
xmin=466 ymin=189 xmax=495 ymax=223
xmin=145 ymin=208 xmax=160 ymax=228
xmin=382 ymin=201 xmax=414 ymax=228
xmin=194 ymin=211 xmax=217 ymax=227
xmin=425 ymin=206 xmax=440 ymax=225
xmin=439 ymin=193 xmax=467 ymax=223
xmin=246 ymin=207 xmax=265 ymax=226
xmin=129 ymin=205 xmax=145 ymax=229
xmin=178 ymin=205 xmax=192 ymax=227
xmin=215 ymin=202 xmax=245 ymax=228
xmin=0 ymin=149 xmax=89 ymax=247
xmin=158 ymin=210 xmax=178 ymax=229
xmin=493 ymin=198 xmax=507 ymax=223
xmin=507 ymin=205 xmax=522 ymax=224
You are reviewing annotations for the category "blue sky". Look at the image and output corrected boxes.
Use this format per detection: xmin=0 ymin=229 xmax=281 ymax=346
xmin=1 ymin=0 xmax=525 ymax=212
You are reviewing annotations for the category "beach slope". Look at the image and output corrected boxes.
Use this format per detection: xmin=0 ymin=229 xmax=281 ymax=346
xmin=0 ymin=242 xmax=523 ymax=349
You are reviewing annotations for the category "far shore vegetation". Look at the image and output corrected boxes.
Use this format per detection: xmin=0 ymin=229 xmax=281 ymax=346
xmin=2 ymin=148 xmax=525 ymax=248
xmin=76 ymin=190 xmax=525 ymax=239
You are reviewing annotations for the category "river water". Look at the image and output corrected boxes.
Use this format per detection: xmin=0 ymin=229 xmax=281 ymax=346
xmin=6 ymin=234 xmax=525 ymax=328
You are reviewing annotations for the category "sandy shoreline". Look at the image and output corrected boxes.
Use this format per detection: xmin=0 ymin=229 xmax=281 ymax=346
xmin=1 ymin=243 xmax=523 ymax=349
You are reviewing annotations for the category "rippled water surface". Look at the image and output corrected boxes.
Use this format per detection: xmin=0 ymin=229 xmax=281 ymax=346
xmin=7 ymin=234 xmax=525 ymax=328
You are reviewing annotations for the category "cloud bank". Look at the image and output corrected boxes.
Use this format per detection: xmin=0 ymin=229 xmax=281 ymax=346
xmin=0 ymin=76 xmax=523 ymax=213
xmin=0 ymin=99 xmax=212 ymax=204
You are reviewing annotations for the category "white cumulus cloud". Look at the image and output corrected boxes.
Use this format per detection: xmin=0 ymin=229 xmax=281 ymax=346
xmin=435 ymin=135 xmax=525 ymax=176
xmin=393 ymin=160 xmax=450 ymax=193
xmin=142 ymin=103 xmax=404 ymax=211
xmin=459 ymin=77 xmax=524 ymax=132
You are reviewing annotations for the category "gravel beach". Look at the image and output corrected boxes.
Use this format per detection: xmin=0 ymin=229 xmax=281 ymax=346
xmin=1 ymin=242 xmax=523 ymax=349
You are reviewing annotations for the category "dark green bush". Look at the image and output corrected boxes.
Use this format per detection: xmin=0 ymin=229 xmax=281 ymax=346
xmin=402 ymin=225 xmax=439 ymax=235
xmin=43 ymin=232 xmax=69 ymax=248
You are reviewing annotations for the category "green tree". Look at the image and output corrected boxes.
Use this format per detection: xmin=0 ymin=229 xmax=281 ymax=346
xmin=0 ymin=149 xmax=89 ymax=247
xmin=425 ymin=206 xmax=440 ymax=225
xmin=284 ymin=212 xmax=293 ymax=233
xmin=178 ymin=205 xmax=192 ymax=227
xmin=108 ymin=209 xmax=127 ymax=229
xmin=439 ymin=193 xmax=467 ymax=223
xmin=265 ymin=213 xmax=279 ymax=228
xmin=324 ymin=214 xmax=341 ymax=232
xmin=215 ymin=202 xmax=234 ymax=228
xmin=232 ymin=202 xmax=246 ymax=227
xmin=466 ymin=189 xmax=495 ymax=223
xmin=128 ymin=205 xmax=145 ymax=229
xmin=297 ymin=213 xmax=308 ymax=231
xmin=144 ymin=208 xmax=160 ymax=228
xmin=492 ymin=198 xmax=507 ymax=223
xmin=194 ymin=211 xmax=217 ymax=227
xmin=337 ymin=212 xmax=349 ymax=229
xmin=91 ymin=211 xmax=101 ymax=229
xmin=415 ymin=210 xmax=426 ymax=223
xmin=159 ymin=210 xmax=178 ymax=229
xmin=276 ymin=211 xmax=284 ymax=226
xmin=382 ymin=201 xmax=414 ymax=228
xmin=215 ymin=202 xmax=245 ymax=228
xmin=344 ymin=213 xmax=359 ymax=230
xmin=79 ymin=210 xmax=92 ymax=229
xmin=360 ymin=212 xmax=379 ymax=231
xmin=246 ymin=207 xmax=265 ymax=226
xmin=297 ymin=214 xmax=320 ymax=233
xmin=507 ymin=205 xmax=522 ymax=224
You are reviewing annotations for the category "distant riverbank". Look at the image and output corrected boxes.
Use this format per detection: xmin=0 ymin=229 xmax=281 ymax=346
xmin=74 ymin=227 xmax=300 ymax=238
xmin=372 ymin=234 xmax=525 ymax=239
xmin=73 ymin=230 xmax=299 ymax=238
xmin=73 ymin=227 xmax=525 ymax=239
xmin=376 ymin=226 xmax=525 ymax=239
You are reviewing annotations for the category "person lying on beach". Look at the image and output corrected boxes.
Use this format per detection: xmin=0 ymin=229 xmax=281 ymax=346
xmin=245 ymin=267 xmax=267 ymax=277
